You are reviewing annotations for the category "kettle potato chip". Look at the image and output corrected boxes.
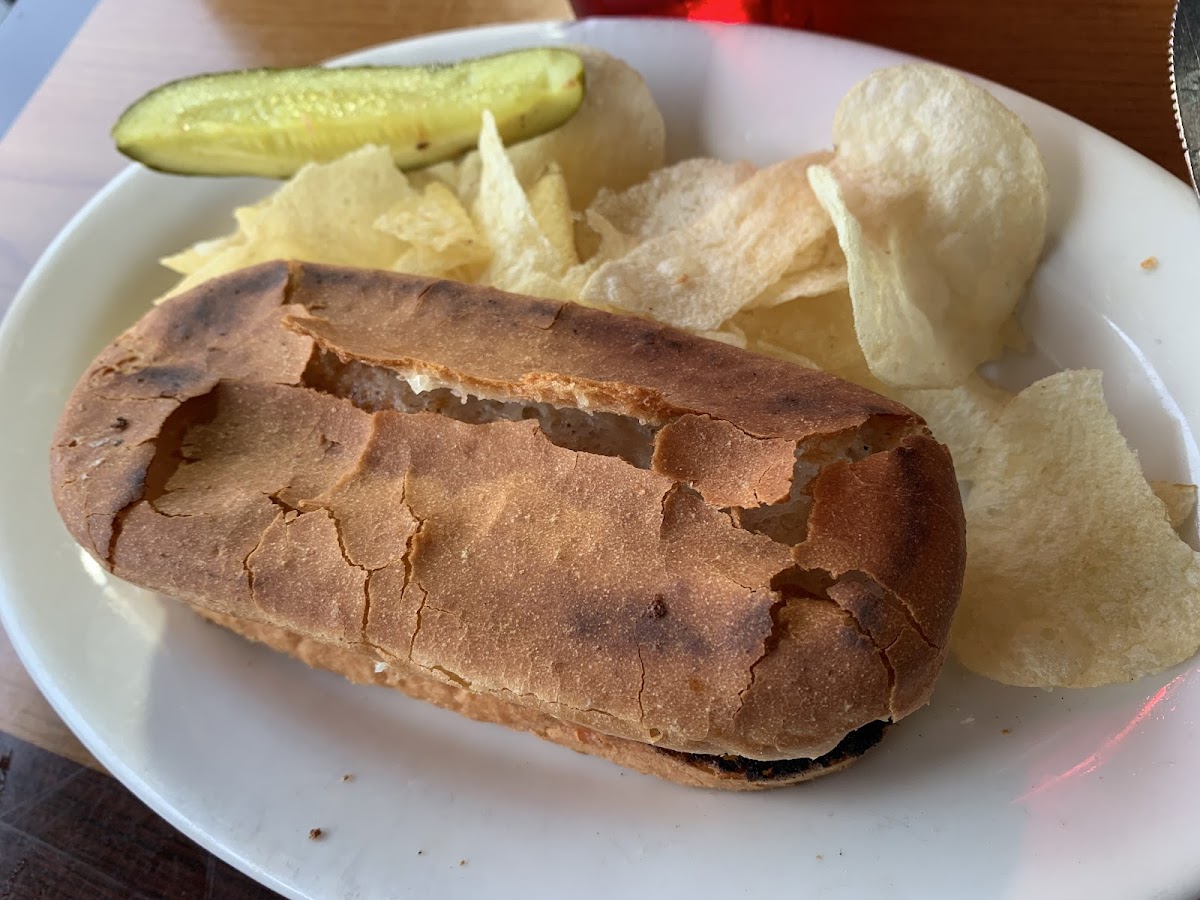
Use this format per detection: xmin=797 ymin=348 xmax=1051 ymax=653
xmin=587 ymin=158 xmax=755 ymax=242
xmin=1151 ymin=481 xmax=1198 ymax=531
xmin=809 ymin=64 xmax=1048 ymax=388
xmin=734 ymin=290 xmax=879 ymax=390
xmin=951 ymin=370 xmax=1200 ymax=688
xmin=472 ymin=110 xmax=576 ymax=298
xmin=580 ymin=152 xmax=833 ymax=331
xmin=375 ymin=181 xmax=490 ymax=279
xmin=159 ymin=144 xmax=411 ymax=295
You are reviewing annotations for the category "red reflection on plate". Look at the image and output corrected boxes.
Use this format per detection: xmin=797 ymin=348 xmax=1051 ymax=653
xmin=1016 ymin=671 xmax=1190 ymax=803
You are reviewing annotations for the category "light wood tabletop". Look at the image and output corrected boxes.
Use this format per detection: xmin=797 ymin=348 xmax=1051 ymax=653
xmin=0 ymin=0 xmax=1186 ymax=894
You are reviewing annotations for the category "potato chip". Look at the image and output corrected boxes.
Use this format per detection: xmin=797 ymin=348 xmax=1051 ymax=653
xmin=239 ymin=144 xmax=412 ymax=265
xmin=741 ymin=339 xmax=819 ymax=370
xmin=734 ymin=290 xmax=881 ymax=390
xmin=161 ymin=235 xmax=239 ymax=276
xmin=375 ymin=181 xmax=490 ymax=279
xmin=553 ymin=264 xmax=599 ymax=302
xmin=581 ymin=157 xmax=846 ymax=311
xmin=527 ymin=164 xmax=578 ymax=267
xmin=950 ymin=370 xmax=1200 ymax=688
xmin=159 ymin=145 xmax=412 ymax=298
xmin=695 ymin=322 xmax=748 ymax=349
xmin=809 ymin=64 xmax=1048 ymax=388
xmin=472 ymin=111 xmax=575 ymax=299
xmin=409 ymin=157 xmax=465 ymax=197
xmin=159 ymin=241 xmax=260 ymax=299
xmin=375 ymin=182 xmax=472 ymax=252
xmin=580 ymin=153 xmax=834 ymax=331
xmin=761 ymin=263 xmax=849 ymax=306
xmin=1000 ymin=315 xmax=1030 ymax=353
xmin=158 ymin=200 xmax=272 ymax=293
xmin=232 ymin=197 xmax=271 ymax=235
xmin=587 ymin=158 xmax=756 ymax=241
xmin=744 ymin=237 xmax=847 ymax=309
xmin=891 ymin=375 xmax=1013 ymax=483
xmin=585 ymin=208 xmax=634 ymax=257
xmin=1151 ymin=481 xmax=1198 ymax=531
xmin=573 ymin=159 xmax=756 ymax=275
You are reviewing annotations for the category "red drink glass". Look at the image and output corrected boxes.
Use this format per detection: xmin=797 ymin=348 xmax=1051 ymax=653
xmin=569 ymin=0 xmax=817 ymax=28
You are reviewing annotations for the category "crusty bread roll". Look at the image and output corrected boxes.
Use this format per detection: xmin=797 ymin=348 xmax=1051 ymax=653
xmin=51 ymin=260 xmax=965 ymax=789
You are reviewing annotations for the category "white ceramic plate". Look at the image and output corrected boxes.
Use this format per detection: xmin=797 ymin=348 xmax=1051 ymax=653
xmin=2 ymin=18 xmax=1199 ymax=900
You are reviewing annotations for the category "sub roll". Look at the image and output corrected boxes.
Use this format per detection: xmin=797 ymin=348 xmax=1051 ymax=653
xmin=51 ymin=261 xmax=965 ymax=789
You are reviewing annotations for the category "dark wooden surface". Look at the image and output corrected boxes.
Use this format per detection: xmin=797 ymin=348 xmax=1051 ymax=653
xmin=0 ymin=0 xmax=1187 ymax=895
xmin=0 ymin=731 xmax=275 ymax=898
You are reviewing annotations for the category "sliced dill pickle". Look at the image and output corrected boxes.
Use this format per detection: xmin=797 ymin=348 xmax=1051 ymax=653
xmin=112 ymin=48 xmax=585 ymax=178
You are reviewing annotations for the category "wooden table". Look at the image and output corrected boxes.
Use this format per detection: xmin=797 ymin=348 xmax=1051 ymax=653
xmin=0 ymin=0 xmax=1184 ymax=894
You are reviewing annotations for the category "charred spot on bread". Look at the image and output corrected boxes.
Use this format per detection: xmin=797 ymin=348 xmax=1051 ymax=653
xmin=94 ymin=364 xmax=205 ymax=400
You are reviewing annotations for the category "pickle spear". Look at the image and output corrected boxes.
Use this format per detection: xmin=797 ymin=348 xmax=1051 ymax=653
xmin=112 ymin=48 xmax=585 ymax=178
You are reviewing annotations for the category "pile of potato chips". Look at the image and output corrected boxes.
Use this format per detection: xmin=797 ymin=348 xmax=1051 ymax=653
xmin=160 ymin=50 xmax=1200 ymax=690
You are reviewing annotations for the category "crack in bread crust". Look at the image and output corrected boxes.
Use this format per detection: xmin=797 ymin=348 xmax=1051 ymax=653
xmin=105 ymin=388 xmax=219 ymax=566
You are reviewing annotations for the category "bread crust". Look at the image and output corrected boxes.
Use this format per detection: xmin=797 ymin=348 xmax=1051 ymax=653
xmin=197 ymin=608 xmax=887 ymax=790
xmin=50 ymin=261 xmax=965 ymax=783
